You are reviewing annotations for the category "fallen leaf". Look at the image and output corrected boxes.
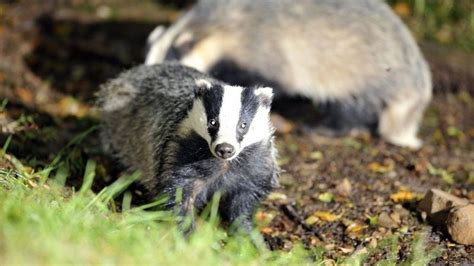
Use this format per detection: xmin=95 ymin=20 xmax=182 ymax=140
xmin=339 ymin=246 xmax=355 ymax=254
xmin=427 ymin=164 xmax=454 ymax=185
xmin=255 ymin=210 xmax=267 ymax=221
xmin=323 ymin=259 xmax=336 ymax=266
xmin=469 ymin=128 xmax=474 ymax=138
xmin=260 ymin=227 xmax=273 ymax=234
xmin=345 ymin=222 xmax=365 ymax=237
xmin=390 ymin=191 xmax=415 ymax=203
xmin=378 ymin=212 xmax=398 ymax=228
xmin=304 ymin=215 xmax=319 ymax=225
xmin=312 ymin=211 xmax=339 ymax=222
xmin=277 ymin=157 xmax=290 ymax=166
xmin=55 ymin=97 xmax=90 ymax=118
xmin=366 ymin=214 xmax=379 ymax=225
xmin=441 ymin=171 xmax=454 ymax=185
xmin=336 ymin=178 xmax=352 ymax=197
xmin=368 ymin=238 xmax=378 ymax=248
xmin=393 ymin=2 xmax=411 ymax=17
xmin=367 ymin=162 xmax=393 ymax=174
xmin=343 ymin=138 xmax=362 ymax=150
xmin=318 ymin=192 xmax=335 ymax=203
xmin=309 ymin=151 xmax=323 ymax=160
xmin=398 ymin=226 xmax=409 ymax=234
xmin=27 ymin=179 xmax=38 ymax=188
xmin=324 ymin=244 xmax=335 ymax=250
xmin=389 ymin=212 xmax=401 ymax=224
xmin=267 ymin=192 xmax=288 ymax=201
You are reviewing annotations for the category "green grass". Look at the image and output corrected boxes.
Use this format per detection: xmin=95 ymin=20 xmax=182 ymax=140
xmin=0 ymin=167 xmax=315 ymax=265
xmin=0 ymin=127 xmax=441 ymax=265
xmin=0 ymin=128 xmax=316 ymax=265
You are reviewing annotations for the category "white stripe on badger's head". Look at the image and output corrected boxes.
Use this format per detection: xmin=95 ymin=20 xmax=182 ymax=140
xmin=185 ymin=79 xmax=274 ymax=160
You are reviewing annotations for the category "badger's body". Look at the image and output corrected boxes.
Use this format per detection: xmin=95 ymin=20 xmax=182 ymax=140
xmin=98 ymin=63 xmax=278 ymax=231
xmin=146 ymin=0 xmax=432 ymax=148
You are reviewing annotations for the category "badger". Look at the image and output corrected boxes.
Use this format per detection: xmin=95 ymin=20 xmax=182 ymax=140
xmin=145 ymin=0 xmax=432 ymax=149
xmin=97 ymin=63 xmax=279 ymax=232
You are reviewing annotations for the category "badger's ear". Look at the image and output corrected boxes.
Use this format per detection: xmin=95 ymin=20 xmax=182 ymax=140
xmin=195 ymin=79 xmax=212 ymax=89
xmin=254 ymin=87 xmax=273 ymax=107
xmin=194 ymin=79 xmax=212 ymax=95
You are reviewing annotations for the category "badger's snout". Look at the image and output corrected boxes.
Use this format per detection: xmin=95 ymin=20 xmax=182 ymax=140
xmin=215 ymin=143 xmax=235 ymax=159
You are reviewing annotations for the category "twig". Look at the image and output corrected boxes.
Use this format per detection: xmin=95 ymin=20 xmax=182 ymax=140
xmin=280 ymin=203 xmax=325 ymax=241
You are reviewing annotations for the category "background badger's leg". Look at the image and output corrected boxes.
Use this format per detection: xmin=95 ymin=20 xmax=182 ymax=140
xmin=378 ymin=91 xmax=430 ymax=149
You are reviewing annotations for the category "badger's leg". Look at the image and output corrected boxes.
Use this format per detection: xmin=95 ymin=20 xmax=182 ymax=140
xmin=378 ymin=92 xmax=430 ymax=149
xmin=158 ymin=170 xmax=206 ymax=234
xmin=220 ymin=191 xmax=264 ymax=233
xmin=158 ymin=181 xmax=195 ymax=233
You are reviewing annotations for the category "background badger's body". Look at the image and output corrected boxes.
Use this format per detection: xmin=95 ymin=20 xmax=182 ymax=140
xmin=146 ymin=0 xmax=432 ymax=148
xmin=98 ymin=63 xmax=278 ymax=231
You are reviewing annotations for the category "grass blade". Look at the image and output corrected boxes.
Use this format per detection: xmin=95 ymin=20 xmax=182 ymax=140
xmin=79 ymin=159 xmax=96 ymax=194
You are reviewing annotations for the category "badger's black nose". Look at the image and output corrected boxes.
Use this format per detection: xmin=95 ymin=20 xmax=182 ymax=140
xmin=215 ymin=143 xmax=235 ymax=159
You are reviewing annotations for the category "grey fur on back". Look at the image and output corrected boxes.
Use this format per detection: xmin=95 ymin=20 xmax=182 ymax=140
xmin=146 ymin=0 xmax=432 ymax=148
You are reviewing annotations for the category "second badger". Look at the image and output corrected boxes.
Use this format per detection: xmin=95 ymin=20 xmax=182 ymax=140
xmin=98 ymin=63 xmax=279 ymax=231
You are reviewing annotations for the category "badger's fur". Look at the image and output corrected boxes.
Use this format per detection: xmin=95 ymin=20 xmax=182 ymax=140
xmin=97 ymin=63 xmax=279 ymax=231
xmin=145 ymin=0 xmax=432 ymax=149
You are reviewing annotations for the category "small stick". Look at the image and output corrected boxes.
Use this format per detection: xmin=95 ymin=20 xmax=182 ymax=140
xmin=280 ymin=203 xmax=325 ymax=241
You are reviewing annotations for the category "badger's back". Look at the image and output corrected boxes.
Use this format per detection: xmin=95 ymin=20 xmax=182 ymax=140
xmin=146 ymin=0 xmax=432 ymax=148
xmin=97 ymin=63 xmax=211 ymax=181
xmin=170 ymin=0 xmax=430 ymax=101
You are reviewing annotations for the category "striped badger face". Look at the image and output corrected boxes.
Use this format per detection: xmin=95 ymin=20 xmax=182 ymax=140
xmin=182 ymin=79 xmax=273 ymax=161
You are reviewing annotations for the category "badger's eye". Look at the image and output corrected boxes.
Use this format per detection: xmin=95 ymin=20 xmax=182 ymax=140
xmin=239 ymin=122 xmax=247 ymax=129
xmin=208 ymin=119 xmax=217 ymax=128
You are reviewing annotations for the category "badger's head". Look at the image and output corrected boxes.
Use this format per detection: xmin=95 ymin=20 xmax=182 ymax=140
xmin=180 ymin=79 xmax=274 ymax=161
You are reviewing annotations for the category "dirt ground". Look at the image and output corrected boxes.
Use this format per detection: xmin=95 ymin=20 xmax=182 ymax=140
xmin=0 ymin=1 xmax=472 ymax=264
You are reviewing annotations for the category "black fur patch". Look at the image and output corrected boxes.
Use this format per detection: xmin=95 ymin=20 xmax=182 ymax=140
xmin=157 ymin=134 xmax=275 ymax=232
xmin=197 ymin=84 xmax=224 ymax=141
xmin=237 ymin=87 xmax=260 ymax=142
xmin=174 ymin=131 xmax=214 ymax=167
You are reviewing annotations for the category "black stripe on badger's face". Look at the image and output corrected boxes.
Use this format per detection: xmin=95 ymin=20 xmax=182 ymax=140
xmin=237 ymin=87 xmax=260 ymax=142
xmin=197 ymin=84 xmax=224 ymax=141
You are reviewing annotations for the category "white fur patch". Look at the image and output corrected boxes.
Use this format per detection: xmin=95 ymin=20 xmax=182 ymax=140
xmin=241 ymin=104 xmax=272 ymax=149
xmin=195 ymin=79 xmax=212 ymax=89
xmin=178 ymin=99 xmax=211 ymax=143
xmin=212 ymin=85 xmax=244 ymax=159
xmin=254 ymin=87 xmax=273 ymax=99
xmin=147 ymin=26 xmax=166 ymax=45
